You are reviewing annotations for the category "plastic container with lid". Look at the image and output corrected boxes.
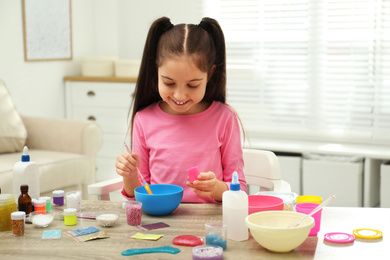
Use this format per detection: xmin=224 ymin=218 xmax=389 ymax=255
xmin=64 ymin=208 xmax=77 ymax=226
xmin=52 ymin=190 xmax=64 ymax=206
xmin=0 ymin=194 xmax=18 ymax=231
xmin=34 ymin=199 xmax=46 ymax=214
xmin=11 ymin=211 xmax=26 ymax=236
xmin=256 ymin=191 xmax=298 ymax=211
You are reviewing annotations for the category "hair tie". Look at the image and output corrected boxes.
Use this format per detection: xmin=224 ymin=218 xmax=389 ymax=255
xmin=165 ymin=22 xmax=174 ymax=31
xmin=198 ymin=21 xmax=207 ymax=31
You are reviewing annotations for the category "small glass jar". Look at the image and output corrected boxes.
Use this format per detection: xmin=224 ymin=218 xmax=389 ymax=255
xmin=11 ymin=211 xmax=26 ymax=236
xmin=52 ymin=190 xmax=64 ymax=206
xmin=63 ymin=208 xmax=77 ymax=226
xmin=0 ymin=194 xmax=18 ymax=231
xmin=205 ymin=222 xmax=227 ymax=250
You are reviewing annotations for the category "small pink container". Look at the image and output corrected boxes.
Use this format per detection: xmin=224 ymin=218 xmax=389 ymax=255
xmin=295 ymin=202 xmax=322 ymax=236
xmin=248 ymin=195 xmax=284 ymax=215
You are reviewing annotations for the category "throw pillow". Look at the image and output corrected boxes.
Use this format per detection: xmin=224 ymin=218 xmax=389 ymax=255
xmin=0 ymin=79 xmax=27 ymax=153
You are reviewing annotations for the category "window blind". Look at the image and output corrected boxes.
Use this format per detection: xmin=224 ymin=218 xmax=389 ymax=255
xmin=204 ymin=0 xmax=390 ymax=145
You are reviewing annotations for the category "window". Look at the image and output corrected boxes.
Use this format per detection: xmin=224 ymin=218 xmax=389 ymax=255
xmin=204 ymin=0 xmax=390 ymax=145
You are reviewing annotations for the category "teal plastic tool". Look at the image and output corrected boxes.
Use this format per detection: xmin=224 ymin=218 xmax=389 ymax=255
xmin=121 ymin=246 xmax=180 ymax=256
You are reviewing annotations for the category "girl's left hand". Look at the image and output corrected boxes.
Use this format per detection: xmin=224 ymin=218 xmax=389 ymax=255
xmin=187 ymin=171 xmax=220 ymax=198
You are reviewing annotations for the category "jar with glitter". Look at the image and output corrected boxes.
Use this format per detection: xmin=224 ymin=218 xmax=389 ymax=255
xmin=0 ymin=194 xmax=18 ymax=231
xmin=11 ymin=211 xmax=25 ymax=236
xmin=52 ymin=190 xmax=64 ymax=206
xmin=66 ymin=191 xmax=82 ymax=212
xmin=63 ymin=208 xmax=77 ymax=226
xmin=192 ymin=245 xmax=223 ymax=260
xmin=125 ymin=201 xmax=142 ymax=226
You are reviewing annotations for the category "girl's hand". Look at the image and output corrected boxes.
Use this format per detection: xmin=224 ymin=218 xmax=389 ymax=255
xmin=187 ymin=171 xmax=227 ymax=201
xmin=115 ymin=151 xmax=140 ymax=178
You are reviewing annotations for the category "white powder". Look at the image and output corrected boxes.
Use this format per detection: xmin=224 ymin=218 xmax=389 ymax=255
xmin=96 ymin=213 xmax=119 ymax=226
xmin=32 ymin=214 xmax=54 ymax=227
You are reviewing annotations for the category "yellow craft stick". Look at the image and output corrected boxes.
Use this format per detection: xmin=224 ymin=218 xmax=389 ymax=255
xmin=124 ymin=143 xmax=153 ymax=195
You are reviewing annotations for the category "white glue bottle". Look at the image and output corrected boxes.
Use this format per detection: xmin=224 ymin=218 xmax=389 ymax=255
xmin=222 ymin=171 xmax=248 ymax=241
xmin=13 ymin=146 xmax=40 ymax=199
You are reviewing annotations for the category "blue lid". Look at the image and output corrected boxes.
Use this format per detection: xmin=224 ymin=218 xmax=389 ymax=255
xmin=230 ymin=171 xmax=240 ymax=191
xmin=21 ymin=146 xmax=30 ymax=162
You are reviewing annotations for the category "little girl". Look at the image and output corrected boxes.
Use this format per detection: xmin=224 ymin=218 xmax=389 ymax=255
xmin=115 ymin=17 xmax=247 ymax=203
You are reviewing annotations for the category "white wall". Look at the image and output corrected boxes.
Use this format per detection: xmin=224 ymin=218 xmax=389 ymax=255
xmin=0 ymin=0 xmax=202 ymax=118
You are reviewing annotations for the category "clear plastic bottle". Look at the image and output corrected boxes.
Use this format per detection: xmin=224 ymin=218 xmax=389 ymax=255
xmin=12 ymin=146 xmax=40 ymax=199
xmin=222 ymin=171 xmax=248 ymax=241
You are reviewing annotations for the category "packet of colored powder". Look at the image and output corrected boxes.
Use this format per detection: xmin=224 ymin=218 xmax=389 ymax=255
xmin=42 ymin=230 xmax=62 ymax=240
xmin=76 ymin=231 xmax=110 ymax=242
xmin=130 ymin=232 xmax=163 ymax=241
xmin=66 ymin=226 xmax=100 ymax=236
xmin=136 ymin=222 xmax=170 ymax=231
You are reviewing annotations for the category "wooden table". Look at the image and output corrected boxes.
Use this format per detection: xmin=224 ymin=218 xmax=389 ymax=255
xmin=0 ymin=201 xmax=388 ymax=259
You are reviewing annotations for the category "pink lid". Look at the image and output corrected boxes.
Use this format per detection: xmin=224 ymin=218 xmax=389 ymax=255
xmin=324 ymin=232 xmax=355 ymax=243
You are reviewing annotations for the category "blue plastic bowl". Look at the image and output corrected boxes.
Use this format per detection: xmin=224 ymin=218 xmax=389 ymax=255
xmin=134 ymin=184 xmax=184 ymax=216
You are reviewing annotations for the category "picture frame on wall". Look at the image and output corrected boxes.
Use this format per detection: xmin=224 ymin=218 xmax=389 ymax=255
xmin=22 ymin=0 xmax=73 ymax=61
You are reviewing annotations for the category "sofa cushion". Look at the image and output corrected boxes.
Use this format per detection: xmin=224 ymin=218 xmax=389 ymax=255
xmin=0 ymin=149 xmax=88 ymax=195
xmin=0 ymin=80 xmax=27 ymax=153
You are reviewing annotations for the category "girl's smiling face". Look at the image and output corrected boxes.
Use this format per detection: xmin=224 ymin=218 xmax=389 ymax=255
xmin=158 ymin=55 xmax=210 ymax=115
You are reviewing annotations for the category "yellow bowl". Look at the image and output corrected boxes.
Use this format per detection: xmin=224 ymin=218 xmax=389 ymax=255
xmin=245 ymin=211 xmax=314 ymax=253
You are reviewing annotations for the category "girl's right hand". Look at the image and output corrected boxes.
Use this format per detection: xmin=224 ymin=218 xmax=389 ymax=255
xmin=115 ymin=152 xmax=140 ymax=178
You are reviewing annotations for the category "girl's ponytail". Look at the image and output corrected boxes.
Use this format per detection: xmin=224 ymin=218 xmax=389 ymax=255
xmin=198 ymin=18 xmax=226 ymax=103
xmin=130 ymin=17 xmax=173 ymax=144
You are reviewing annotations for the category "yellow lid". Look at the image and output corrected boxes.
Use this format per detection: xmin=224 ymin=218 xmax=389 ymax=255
xmin=296 ymin=195 xmax=322 ymax=204
xmin=353 ymin=228 xmax=383 ymax=239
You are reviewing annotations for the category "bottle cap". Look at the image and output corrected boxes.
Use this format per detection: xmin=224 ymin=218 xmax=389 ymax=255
xmin=0 ymin=194 xmax=16 ymax=205
xmin=52 ymin=190 xmax=64 ymax=197
xmin=21 ymin=146 xmax=30 ymax=162
xmin=39 ymin=196 xmax=51 ymax=203
xmin=11 ymin=211 xmax=26 ymax=220
xmin=230 ymin=171 xmax=240 ymax=191
xmin=353 ymin=228 xmax=383 ymax=239
xmin=324 ymin=232 xmax=355 ymax=243
xmin=64 ymin=208 xmax=77 ymax=216
xmin=34 ymin=199 xmax=46 ymax=207
xmin=20 ymin=184 xmax=29 ymax=192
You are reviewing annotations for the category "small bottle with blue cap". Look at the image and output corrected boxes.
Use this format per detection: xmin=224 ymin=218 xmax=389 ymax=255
xmin=222 ymin=171 xmax=248 ymax=241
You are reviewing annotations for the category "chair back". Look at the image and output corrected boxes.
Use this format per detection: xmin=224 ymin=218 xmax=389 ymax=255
xmin=243 ymin=149 xmax=291 ymax=192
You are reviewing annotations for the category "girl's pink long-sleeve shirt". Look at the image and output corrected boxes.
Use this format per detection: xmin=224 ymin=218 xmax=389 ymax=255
xmin=122 ymin=101 xmax=247 ymax=203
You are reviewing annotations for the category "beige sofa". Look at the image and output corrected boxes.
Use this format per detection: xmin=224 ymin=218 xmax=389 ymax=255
xmin=0 ymin=79 xmax=103 ymax=199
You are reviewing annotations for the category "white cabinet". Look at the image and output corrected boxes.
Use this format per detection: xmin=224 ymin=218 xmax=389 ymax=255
xmin=381 ymin=162 xmax=390 ymax=208
xmin=64 ymin=77 xmax=136 ymax=182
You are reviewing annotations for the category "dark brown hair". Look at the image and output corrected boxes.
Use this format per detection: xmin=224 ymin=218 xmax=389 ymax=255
xmin=128 ymin=17 xmax=227 ymax=143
